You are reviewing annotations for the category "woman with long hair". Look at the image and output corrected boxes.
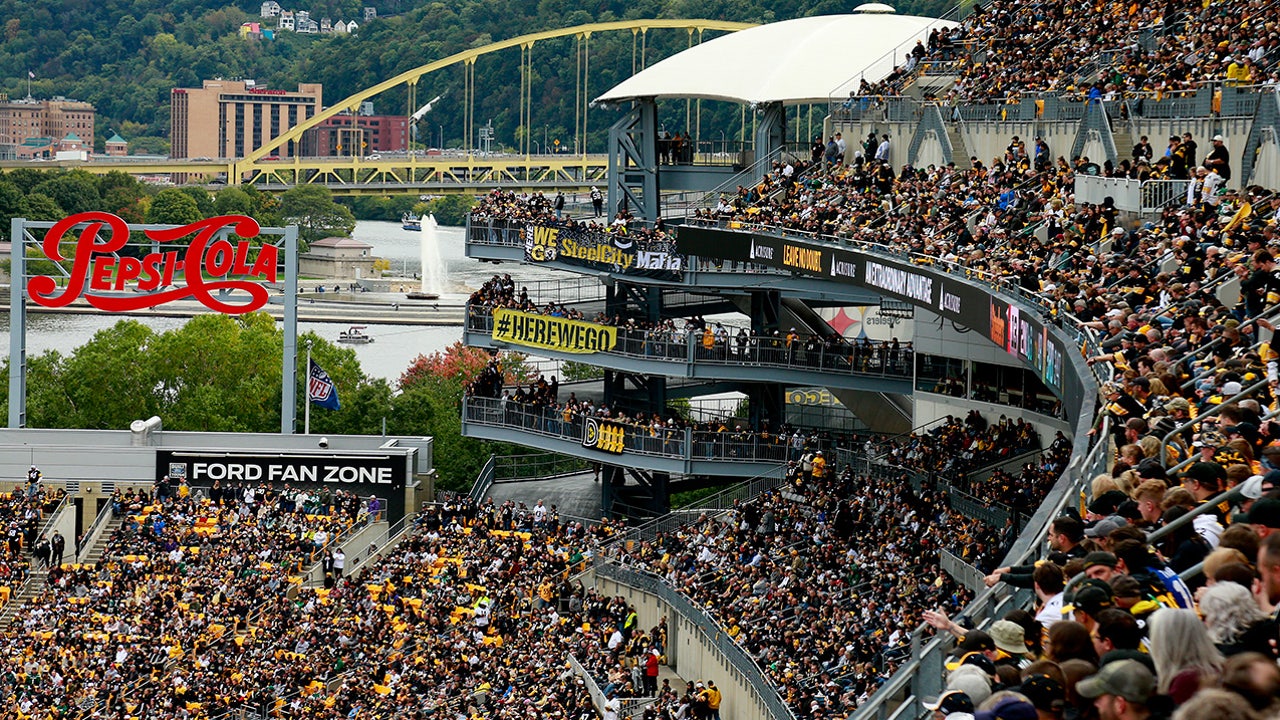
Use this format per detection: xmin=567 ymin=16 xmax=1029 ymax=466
xmin=1148 ymin=608 xmax=1225 ymax=703
xmin=1199 ymin=582 xmax=1278 ymax=659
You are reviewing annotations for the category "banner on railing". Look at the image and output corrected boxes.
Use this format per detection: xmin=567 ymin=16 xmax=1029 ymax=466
xmin=582 ymin=417 xmax=626 ymax=454
xmin=492 ymin=307 xmax=618 ymax=354
xmin=524 ymin=224 xmax=683 ymax=281
xmin=679 ymin=225 xmax=1071 ymax=397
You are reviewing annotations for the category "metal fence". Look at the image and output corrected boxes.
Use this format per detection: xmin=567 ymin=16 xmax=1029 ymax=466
xmin=469 ymin=455 xmax=497 ymax=502
xmin=568 ymin=654 xmax=658 ymax=720
xmin=493 ymin=451 xmax=590 ymax=481
xmin=940 ymin=548 xmax=987 ymax=594
xmin=464 ymin=396 xmax=795 ymax=463
xmin=602 ymin=470 xmax=790 ymax=549
xmin=467 ymin=308 xmax=915 ymax=380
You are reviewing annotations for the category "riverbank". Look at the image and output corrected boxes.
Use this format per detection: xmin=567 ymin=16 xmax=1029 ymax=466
xmin=0 ymin=283 xmax=468 ymax=326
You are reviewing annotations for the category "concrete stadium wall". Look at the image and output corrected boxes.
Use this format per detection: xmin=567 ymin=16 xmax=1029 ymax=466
xmin=914 ymin=393 xmax=1070 ymax=441
xmin=959 ymin=120 xmax=1077 ymax=166
xmin=831 ymin=113 xmax=1263 ymax=190
xmin=590 ymin=569 xmax=775 ymax=720
xmin=826 ymin=119 xmax=918 ymax=164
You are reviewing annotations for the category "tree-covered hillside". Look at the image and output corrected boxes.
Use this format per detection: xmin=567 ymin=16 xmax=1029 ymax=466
xmin=0 ymin=0 xmax=954 ymax=155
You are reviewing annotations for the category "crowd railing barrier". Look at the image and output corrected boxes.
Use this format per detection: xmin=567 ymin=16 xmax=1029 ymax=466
xmin=466 ymin=305 xmax=915 ymax=380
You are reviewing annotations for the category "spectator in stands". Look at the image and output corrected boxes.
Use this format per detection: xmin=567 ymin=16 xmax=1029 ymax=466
xmin=1148 ymin=608 xmax=1225 ymax=703
xmin=1076 ymin=660 xmax=1159 ymax=720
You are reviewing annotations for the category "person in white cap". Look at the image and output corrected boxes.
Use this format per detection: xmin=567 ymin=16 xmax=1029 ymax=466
xmin=26 ymin=465 xmax=41 ymax=499
xmin=590 ymin=186 xmax=603 ymax=217
xmin=1205 ymin=134 xmax=1231 ymax=181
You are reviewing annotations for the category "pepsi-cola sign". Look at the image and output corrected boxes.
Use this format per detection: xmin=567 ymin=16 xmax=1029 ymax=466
xmin=26 ymin=212 xmax=279 ymax=314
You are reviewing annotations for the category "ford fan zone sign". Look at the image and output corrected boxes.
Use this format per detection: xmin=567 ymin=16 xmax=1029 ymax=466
xmin=28 ymin=212 xmax=278 ymax=314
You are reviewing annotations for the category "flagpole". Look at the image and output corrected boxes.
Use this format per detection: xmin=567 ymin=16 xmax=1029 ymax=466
xmin=304 ymin=340 xmax=312 ymax=435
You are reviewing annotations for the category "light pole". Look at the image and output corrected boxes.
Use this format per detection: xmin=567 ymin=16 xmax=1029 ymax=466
xmin=543 ymin=125 xmax=548 ymax=154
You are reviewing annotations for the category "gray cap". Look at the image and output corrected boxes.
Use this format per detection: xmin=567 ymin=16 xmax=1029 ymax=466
xmin=1084 ymin=515 xmax=1129 ymax=538
xmin=1076 ymin=659 xmax=1155 ymax=704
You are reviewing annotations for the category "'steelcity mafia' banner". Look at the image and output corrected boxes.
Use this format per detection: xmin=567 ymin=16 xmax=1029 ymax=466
xmin=677 ymin=225 xmax=1069 ymax=396
xmin=524 ymin=224 xmax=683 ymax=281
xmin=491 ymin=307 xmax=618 ymax=354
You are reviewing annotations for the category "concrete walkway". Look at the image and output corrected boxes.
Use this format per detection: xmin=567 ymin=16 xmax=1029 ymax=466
xmin=484 ymin=470 xmax=603 ymax=522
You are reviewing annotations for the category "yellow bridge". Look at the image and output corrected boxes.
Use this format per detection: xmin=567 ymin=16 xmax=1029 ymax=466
xmin=0 ymin=18 xmax=756 ymax=197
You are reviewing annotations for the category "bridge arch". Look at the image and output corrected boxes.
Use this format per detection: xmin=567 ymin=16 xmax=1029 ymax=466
xmin=233 ymin=19 xmax=756 ymax=178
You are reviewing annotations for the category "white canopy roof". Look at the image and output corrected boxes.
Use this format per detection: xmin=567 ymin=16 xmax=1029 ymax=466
xmin=596 ymin=8 xmax=956 ymax=106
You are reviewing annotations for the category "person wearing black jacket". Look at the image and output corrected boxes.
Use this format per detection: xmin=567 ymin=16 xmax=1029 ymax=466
xmin=1240 ymin=250 xmax=1280 ymax=318
xmin=984 ymin=515 xmax=1087 ymax=588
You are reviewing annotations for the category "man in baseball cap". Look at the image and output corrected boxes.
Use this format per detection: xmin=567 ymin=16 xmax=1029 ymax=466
xmin=1076 ymin=659 xmax=1156 ymax=719
xmin=924 ymin=690 xmax=975 ymax=719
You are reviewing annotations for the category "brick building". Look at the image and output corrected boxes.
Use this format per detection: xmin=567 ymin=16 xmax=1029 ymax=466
xmin=170 ymin=79 xmax=322 ymax=159
xmin=0 ymin=96 xmax=95 ymax=159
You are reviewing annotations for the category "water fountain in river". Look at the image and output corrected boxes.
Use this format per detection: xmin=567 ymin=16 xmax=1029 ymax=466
xmin=408 ymin=214 xmax=443 ymax=299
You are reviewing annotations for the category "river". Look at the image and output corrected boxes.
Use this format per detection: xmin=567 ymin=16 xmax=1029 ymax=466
xmin=0 ymin=220 xmax=569 ymax=383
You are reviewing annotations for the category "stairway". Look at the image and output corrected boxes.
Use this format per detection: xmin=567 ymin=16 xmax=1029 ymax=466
xmin=946 ymin=124 xmax=972 ymax=170
xmin=0 ymin=567 xmax=47 ymax=630
xmin=1111 ymin=122 xmax=1135 ymax=166
xmin=79 ymin=517 xmax=123 ymax=567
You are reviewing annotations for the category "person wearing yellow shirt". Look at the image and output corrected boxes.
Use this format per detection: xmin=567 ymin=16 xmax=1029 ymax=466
xmin=810 ymin=451 xmax=827 ymax=481
xmin=706 ymin=680 xmax=722 ymax=720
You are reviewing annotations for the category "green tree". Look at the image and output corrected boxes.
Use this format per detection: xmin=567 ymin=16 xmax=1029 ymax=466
xmin=18 ymin=193 xmax=64 ymax=221
xmin=32 ymin=171 xmax=101 ymax=216
xmin=0 ymin=180 xmax=24 ymax=238
xmin=145 ymin=188 xmax=202 ymax=225
xmin=214 ymin=186 xmax=255 ymax=216
xmin=561 ymin=360 xmax=604 ymax=381
xmin=37 ymin=320 xmax=161 ymax=428
xmin=391 ymin=342 xmax=528 ymax=490
xmin=279 ymin=185 xmax=356 ymax=249
xmin=178 ymin=186 xmax=215 ymax=218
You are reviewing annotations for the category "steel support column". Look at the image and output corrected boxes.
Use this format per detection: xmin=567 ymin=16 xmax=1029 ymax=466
xmin=8 ymin=217 xmax=26 ymax=428
xmin=750 ymin=290 xmax=782 ymax=334
xmin=607 ymin=98 xmax=660 ymax=223
xmin=753 ymin=102 xmax=787 ymax=166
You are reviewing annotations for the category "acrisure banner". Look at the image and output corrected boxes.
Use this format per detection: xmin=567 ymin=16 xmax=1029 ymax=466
xmin=678 ymin=225 xmax=1072 ymax=400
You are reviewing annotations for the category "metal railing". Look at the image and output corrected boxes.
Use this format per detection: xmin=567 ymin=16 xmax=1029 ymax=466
xmin=596 ymin=561 xmax=798 ymax=720
xmin=467 ymin=307 xmax=915 ymax=380
xmin=464 ymin=395 xmax=796 ymax=465
xmin=75 ymin=494 xmax=116 ymax=564
xmin=941 ymin=548 xmax=987 ymax=594
xmin=344 ymin=510 xmax=421 ymax=577
xmin=493 ymin=451 xmax=590 ymax=482
xmin=601 ymin=469 xmax=789 ymax=549
xmin=568 ymin=653 xmax=657 ymax=720
xmin=470 ymin=454 xmax=497 ymax=502
xmin=1159 ymin=378 xmax=1270 ymax=468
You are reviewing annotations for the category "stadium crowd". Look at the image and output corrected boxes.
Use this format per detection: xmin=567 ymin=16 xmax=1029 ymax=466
xmin=6 ymin=3 xmax=1280 ymax=719
xmin=0 ymin=486 xmax=65 ymax=593
xmin=462 ymin=105 xmax=1280 ymax=720
xmin=865 ymin=0 xmax=1277 ymax=103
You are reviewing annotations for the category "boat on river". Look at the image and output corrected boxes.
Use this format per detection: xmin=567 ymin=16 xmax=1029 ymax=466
xmin=338 ymin=326 xmax=375 ymax=344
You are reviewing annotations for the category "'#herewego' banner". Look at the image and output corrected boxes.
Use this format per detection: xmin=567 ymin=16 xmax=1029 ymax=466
xmin=492 ymin=307 xmax=618 ymax=354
